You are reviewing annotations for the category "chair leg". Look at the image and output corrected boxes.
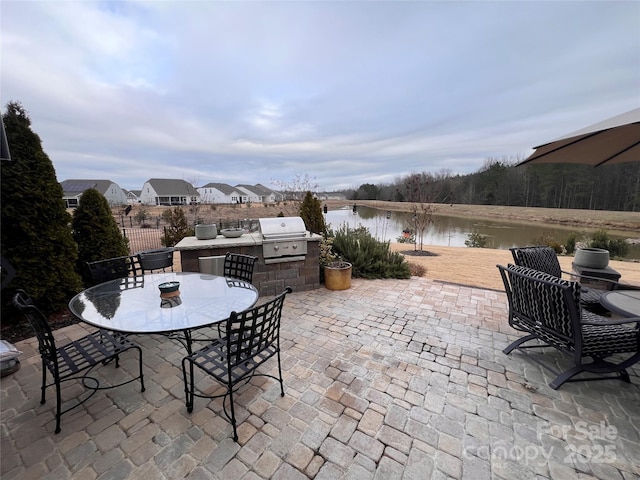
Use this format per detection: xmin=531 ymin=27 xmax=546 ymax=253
xmin=227 ymin=380 xmax=238 ymax=442
xmin=40 ymin=362 xmax=47 ymax=404
xmin=182 ymin=358 xmax=194 ymax=413
xmin=54 ymin=379 xmax=62 ymax=434
xmin=503 ymin=334 xmax=537 ymax=355
xmin=276 ymin=350 xmax=284 ymax=397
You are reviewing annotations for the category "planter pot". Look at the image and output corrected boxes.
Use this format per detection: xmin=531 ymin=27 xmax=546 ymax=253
xmin=574 ymin=247 xmax=610 ymax=269
xmin=195 ymin=224 xmax=217 ymax=240
xmin=324 ymin=262 xmax=352 ymax=290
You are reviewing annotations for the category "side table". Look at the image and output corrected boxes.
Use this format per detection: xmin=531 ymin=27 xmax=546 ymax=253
xmin=572 ymin=263 xmax=621 ymax=290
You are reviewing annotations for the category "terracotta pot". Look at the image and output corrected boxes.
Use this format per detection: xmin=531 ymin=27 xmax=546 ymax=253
xmin=574 ymin=247 xmax=610 ymax=269
xmin=324 ymin=262 xmax=352 ymax=290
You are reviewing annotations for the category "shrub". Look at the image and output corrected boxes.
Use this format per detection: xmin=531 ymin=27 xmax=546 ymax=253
xmin=161 ymin=207 xmax=195 ymax=247
xmin=564 ymin=232 xmax=578 ymax=254
xmin=531 ymin=232 xmax=562 ymax=253
xmin=1 ymin=101 xmax=83 ymax=314
xmin=331 ymin=224 xmax=411 ymax=279
xmin=408 ymin=262 xmax=426 ymax=277
xmin=299 ymin=191 xmax=326 ymax=235
xmin=465 ymin=230 xmax=488 ymax=248
xmin=72 ymin=188 xmax=130 ymax=285
xmin=134 ymin=208 xmax=149 ymax=224
xmin=587 ymin=229 xmax=629 ymax=258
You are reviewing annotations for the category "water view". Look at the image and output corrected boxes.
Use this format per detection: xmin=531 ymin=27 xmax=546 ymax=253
xmin=325 ymin=206 xmax=640 ymax=260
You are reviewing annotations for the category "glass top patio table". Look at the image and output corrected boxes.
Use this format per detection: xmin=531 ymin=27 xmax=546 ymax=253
xmin=68 ymin=272 xmax=259 ymax=343
xmin=600 ymin=290 xmax=640 ymax=318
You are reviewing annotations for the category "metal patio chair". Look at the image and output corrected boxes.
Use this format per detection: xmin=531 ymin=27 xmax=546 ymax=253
xmin=87 ymin=254 xmax=142 ymax=286
xmin=181 ymin=287 xmax=291 ymax=441
xmin=510 ymin=246 xmax=620 ymax=313
xmin=497 ymin=264 xmax=640 ymax=389
xmin=12 ymin=290 xmax=145 ymax=433
xmin=139 ymin=248 xmax=174 ymax=273
xmin=223 ymin=253 xmax=258 ymax=284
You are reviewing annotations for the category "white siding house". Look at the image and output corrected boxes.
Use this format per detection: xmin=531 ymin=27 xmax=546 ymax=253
xmin=139 ymin=179 xmax=200 ymax=206
xmin=197 ymin=183 xmax=244 ymax=204
xmin=60 ymin=179 xmax=127 ymax=208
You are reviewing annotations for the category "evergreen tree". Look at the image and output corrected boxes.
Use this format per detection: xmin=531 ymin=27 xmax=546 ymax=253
xmin=1 ymin=101 xmax=83 ymax=314
xmin=299 ymin=191 xmax=325 ymax=235
xmin=72 ymin=188 xmax=129 ymax=285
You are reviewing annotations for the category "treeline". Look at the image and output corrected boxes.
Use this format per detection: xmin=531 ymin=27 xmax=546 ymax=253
xmin=346 ymin=158 xmax=640 ymax=212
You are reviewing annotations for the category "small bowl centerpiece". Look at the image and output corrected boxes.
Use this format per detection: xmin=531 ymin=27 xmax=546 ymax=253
xmin=220 ymin=228 xmax=244 ymax=238
xmin=158 ymin=281 xmax=180 ymax=298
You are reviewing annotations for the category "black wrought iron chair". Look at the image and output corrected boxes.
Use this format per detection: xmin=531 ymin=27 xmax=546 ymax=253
xmin=223 ymin=253 xmax=258 ymax=283
xmin=139 ymin=248 xmax=174 ymax=273
xmin=12 ymin=290 xmax=145 ymax=433
xmin=497 ymin=264 xmax=640 ymax=389
xmin=181 ymin=287 xmax=291 ymax=441
xmin=510 ymin=246 xmax=619 ymax=313
xmin=87 ymin=254 xmax=142 ymax=286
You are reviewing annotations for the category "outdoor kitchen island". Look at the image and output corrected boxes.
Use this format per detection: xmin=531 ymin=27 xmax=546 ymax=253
xmin=174 ymin=226 xmax=322 ymax=297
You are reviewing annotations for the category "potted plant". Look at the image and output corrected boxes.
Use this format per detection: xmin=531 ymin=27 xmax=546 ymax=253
xmin=319 ymin=234 xmax=352 ymax=290
xmin=324 ymin=261 xmax=353 ymax=291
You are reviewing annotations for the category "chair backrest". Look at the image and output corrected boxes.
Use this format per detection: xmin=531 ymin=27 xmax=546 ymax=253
xmin=225 ymin=287 xmax=292 ymax=369
xmin=12 ymin=290 xmax=57 ymax=364
xmin=510 ymin=246 xmax=562 ymax=278
xmin=224 ymin=253 xmax=258 ymax=283
xmin=497 ymin=264 xmax=582 ymax=351
xmin=87 ymin=255 xmax=141 ymax=286
xmin=139 ymin=248 xmax=174 ymax=272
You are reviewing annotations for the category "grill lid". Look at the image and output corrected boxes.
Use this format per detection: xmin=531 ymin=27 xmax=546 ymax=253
xmin=259 ymin=216 xmax=307 ymax=240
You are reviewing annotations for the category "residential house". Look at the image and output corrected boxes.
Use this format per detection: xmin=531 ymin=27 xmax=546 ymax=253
xmin=124 ymin=189 xmax=141 ymax=204
xmin=235 ymin=184 xmax=282 ymax=204
xmin=197 ymin=183 xmax=244 ymax=204
xmin=60 ymin=179 xmax=127 ymax=208
xmin=139 ymin=179 xmax=200 ymax=206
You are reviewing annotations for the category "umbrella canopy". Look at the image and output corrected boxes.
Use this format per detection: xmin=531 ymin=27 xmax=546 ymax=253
xmin=518 ymin=107 xmax=640 ymax=167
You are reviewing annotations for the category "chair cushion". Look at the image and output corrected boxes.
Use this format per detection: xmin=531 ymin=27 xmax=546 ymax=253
xmin=581 ymin=311 xmax=640 ymax=356
xmin=507 ymin=264 xmax=581 ymax=341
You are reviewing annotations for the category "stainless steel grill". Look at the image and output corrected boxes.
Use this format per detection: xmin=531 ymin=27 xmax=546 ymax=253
xmin=258 ymin=217 xmax=308 ymax=264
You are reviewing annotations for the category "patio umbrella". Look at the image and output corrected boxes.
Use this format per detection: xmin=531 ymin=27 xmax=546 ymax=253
xmin=517 ymin=107 xmax=640 ymax=167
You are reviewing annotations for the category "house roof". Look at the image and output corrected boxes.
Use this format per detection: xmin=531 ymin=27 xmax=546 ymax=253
xmin=60 ymin=179 xmax=116 ymax=197
xmin=144 ymin=179 xmax=199 ymax=196
xmin=200 ymin=183 xmax=240 ymax=195
xmin=235 ymin=184 xmax=268 ymax=196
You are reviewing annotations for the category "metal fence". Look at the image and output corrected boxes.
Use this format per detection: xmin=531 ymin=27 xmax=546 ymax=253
xmin=122 ymin=227 xmax=165 ymax=254
xmin=122 ymin=218 xmax=262 ymax=254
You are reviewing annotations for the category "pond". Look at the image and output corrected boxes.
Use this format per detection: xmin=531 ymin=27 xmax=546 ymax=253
xmin=325 ymin=206 xmax=640 ymax=260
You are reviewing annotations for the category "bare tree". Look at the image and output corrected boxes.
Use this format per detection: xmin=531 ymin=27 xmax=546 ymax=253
xmin=271 ymin=173 xmax=320 ymax=216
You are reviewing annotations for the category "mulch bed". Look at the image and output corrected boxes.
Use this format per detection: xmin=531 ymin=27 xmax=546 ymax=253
xmin=401 ymin=250 xmax=439 ymax=257
xmin=1 ymin=307 xmax=78 ymax=344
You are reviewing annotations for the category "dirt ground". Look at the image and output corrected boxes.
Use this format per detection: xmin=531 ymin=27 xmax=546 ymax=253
xmin=139 ymin=200 xmax=640 ymax=291
xmin=391 ymin=244 xmax=640 ymax=291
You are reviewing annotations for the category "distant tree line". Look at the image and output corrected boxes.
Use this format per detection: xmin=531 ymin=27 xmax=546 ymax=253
xmin=346 ymin=157 xmax=640 ymax=212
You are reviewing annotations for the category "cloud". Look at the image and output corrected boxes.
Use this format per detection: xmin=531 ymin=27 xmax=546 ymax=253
xmin=1 ymin=1 xmax=638 ymax=191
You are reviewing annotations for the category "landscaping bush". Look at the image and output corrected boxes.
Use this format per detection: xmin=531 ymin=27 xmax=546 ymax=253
xmin=161 ymin=207 xmax=195 ymax=247
xmin=1 ymin=101 xmax=83 ymax=315
xmin=531 ymin=232 xmax=562 ymax=253
xmin=299 ymin=191 xmax=326 ymax=235
xmin=331 ymin=225 xmax=410 ymax=279
xmin=465 ymin=230 xmax=488 ymax=248
xmin=72 ymin=188 xmax=129 ymax=285
xmin=587 ymin=229 xmax=629 ymax=258
xmin=564 ymin=232 xmax=578 ymax=254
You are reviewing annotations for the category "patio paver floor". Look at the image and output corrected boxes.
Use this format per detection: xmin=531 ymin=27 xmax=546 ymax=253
xmin=1 ymin=277 xmax=639 ymax=479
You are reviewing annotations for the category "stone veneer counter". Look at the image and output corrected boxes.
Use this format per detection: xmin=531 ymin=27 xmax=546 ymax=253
xmin=174 ymin=232 xmax=321 ymax=296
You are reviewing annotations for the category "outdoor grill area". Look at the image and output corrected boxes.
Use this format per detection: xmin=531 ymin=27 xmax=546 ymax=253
xmin=175 ymin=217 xmax=321 ymax=296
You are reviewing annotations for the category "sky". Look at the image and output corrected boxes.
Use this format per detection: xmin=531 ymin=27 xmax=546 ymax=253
xmin=1 ymin=1 xmax=639 ymax=192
